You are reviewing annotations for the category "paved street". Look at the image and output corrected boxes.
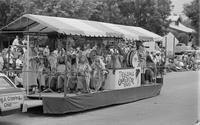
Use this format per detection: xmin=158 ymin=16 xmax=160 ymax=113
xmin=0 ymin=71 xmax=198 ymax=125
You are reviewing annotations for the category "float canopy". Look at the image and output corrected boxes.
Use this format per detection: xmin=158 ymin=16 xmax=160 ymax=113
xmin=0 ymin=14 xmax=162 ymax=41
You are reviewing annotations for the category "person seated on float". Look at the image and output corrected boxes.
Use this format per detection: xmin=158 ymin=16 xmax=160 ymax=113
xmin=44 ymin=51 xmax=57 ymax=92
xmin=11 ymin=36 xmax=22 ymax=53
xmin=56 ymin=57 xmax=67 ymax=93
xmin=110 ymin=48 xmax=122 ymax=69
xmin=36 ymin=58 xmax=50 ymax=92
xmin=58 ymin=48 xmax=65 ymax=57
xmin=48 ymin=52 xmax=58 ymax=72
xmin=91 ymin=56 xmax=105 ymax=91
xmin=5 ymin=46 xmax=14 ymax=68
xmin=76 ymin=53 xmax=91 ymax=93
xmin=13 ymin=47 xmax=20 ymax=60
xmin=82 ymin=44 xmax=97 ymax=65
xmin=43 ymin=45 xmax=50 ymax=57
xmin=105 ymin=55 xmax=112 ymax=69
xmin=14 ymin=73 xmax=23 ymax=88
xmin=22 ymin=36 xmax=28 ymax=45
xmin=12 ymin=35 xmax=20 ymax=46
xmin=16 ymin=55 xmax=23 ymax=70
xmin=138 ymin=45 xmax=146 ymax=73
xmin=68 ymin=54 xmax=78 ymax=93
xmin=145 ymin=53 xmax=156 ymax=84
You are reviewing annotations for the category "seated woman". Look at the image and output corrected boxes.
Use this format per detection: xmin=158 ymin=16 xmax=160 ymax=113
xmin=56 ymin=57 xmax=67 ymax=93
xmin=68 ymin=55 xmax=78 ymax=93
xmin=91 ymin=56 xmax=107 ymax=91
xmin=145 ymin=54 xmax=156 ymax=84
xmin=76 ymin=54 xmax=91 ymax=93
xmin=36 ymin=58 xmax=50 ymax=92
xmin=14 ymin=73 xmax=23 ymax=88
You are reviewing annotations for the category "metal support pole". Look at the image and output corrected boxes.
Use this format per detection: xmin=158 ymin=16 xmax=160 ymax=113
xmin=26 ymin=34 xmax=30 ymax=95
xmin=64 ymin=36 xmax=68 ymax=97
xmin=173 ymin=36 xmax=175 ymax=58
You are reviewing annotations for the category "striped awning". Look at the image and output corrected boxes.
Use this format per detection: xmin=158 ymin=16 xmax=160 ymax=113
xmin=0 ymin=14 xmax=162 ymax=41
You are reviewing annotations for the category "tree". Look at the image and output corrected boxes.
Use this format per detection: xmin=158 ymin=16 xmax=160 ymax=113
xmin=183 ymin=0 xmax=199 ymax=46
xmin=0 ymin=0 xmax=173 ymax=36
xmin=21 ymin=0 xmax=97 ymax=19
xmin=90 ymin=0 xmax=123 ymax=24
xmin=177 ymin=33 xmax=189 ymax=45
xmin=0 ymin=0 xmax=24 ymax=28
xmin=99 ymin=0 xmax=172 ymax=35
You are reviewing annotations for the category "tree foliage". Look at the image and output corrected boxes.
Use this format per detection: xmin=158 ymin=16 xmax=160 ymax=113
xmin=183 ymin=0 xmax=199 ymax=46
xmin=90 ymin=0 xmax=172 ymax=35
xmin=0 ymin=0 xmax=24 ymax=28
xmin=0 ymin=0 xmax=173 ymax=36
xmin=177 ymin=33 xmax=189 ymax=45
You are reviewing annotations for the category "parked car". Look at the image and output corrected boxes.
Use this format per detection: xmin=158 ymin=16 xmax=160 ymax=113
xmin=0 ymin=73 xmax=24 ymax=116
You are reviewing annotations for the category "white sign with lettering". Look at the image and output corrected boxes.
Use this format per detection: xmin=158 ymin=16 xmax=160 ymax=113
xmin=0 ymin=93 xmax=23 ymax=111
xmin=104 ymin=68 xmax=141 ymax=90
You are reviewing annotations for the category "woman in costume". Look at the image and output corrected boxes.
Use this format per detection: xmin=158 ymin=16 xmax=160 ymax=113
xmin=76 ymin=53 xmax=92 ymax=93
xmin=91 ymin=56 xmax=106 ymax=91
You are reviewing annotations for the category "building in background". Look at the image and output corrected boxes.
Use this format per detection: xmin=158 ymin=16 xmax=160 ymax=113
xmin=167 ymin=15 xmax=195 ymax=34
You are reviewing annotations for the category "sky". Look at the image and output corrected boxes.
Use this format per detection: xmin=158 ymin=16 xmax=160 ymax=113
xmin=171 ymin=0 xmax=193 ymax=14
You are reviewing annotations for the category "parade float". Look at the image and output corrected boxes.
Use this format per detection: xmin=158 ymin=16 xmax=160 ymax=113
xmin=0 ymin=14 xmax=163 ymax=114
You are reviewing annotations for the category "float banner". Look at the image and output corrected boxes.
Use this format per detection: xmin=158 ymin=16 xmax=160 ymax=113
xmin=105 ymin=68 xmax=141 ymax=90
xmin=0 ymin=93 xmax=23 ymax=111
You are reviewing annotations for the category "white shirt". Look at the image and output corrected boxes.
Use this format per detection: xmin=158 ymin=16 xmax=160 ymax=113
xmin=12 ymin=38 xmax=19 ymax=46
xmin=14 ymin=76 xmax=23 ymax=86
xmin=43 ymin=48 xmax=50 ymax=56
xmin=0 ymin=56 xmax=4 ymax=70
xmin=6 ymin=54 xmax=14 ymax=64
xmin=22 ymin=39 xmax=28 ymax=45
xmin=16 ymin=59 xmax=22 ymax=69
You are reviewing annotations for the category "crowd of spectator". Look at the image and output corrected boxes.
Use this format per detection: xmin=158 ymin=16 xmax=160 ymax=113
xmin=0 ymin=36 xmax=26 ymax=87
xmin=165 ymin=51 xmax=200 ymax=72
